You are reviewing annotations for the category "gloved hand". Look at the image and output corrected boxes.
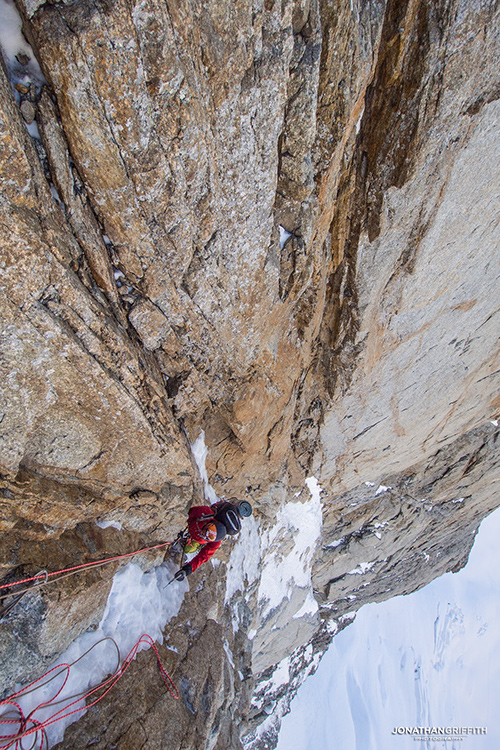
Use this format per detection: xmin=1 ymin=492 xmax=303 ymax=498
xmin=174 ymin=563 xmax=192 ymax=582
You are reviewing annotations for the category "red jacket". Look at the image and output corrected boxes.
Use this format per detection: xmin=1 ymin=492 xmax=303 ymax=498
xmin=186 ymin=504 xmax=223 ymax=572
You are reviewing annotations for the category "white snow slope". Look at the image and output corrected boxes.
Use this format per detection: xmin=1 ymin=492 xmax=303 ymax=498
xmin=277 ymin=507 xmax=500 ymax=750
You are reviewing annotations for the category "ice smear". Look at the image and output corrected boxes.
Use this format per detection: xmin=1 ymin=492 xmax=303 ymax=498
xmin=3 ymin=561 xmax=187 ymax=748
xmin=279 ymin=226 xmax=292 ymax=249
xmin=26 ymin=120 xmax=41 ymax=139
xmin=355 ymin=106 xmax=365 ymax=134
xmin=257 ymin=477 xmax=323 ymax=618
xmin=95 ymin=519 xmax=123 ymax=531
xmin=223 ymin=639 xmax=235 ymax=668
xmin=191 ymin=431 xmax=218 ymax=504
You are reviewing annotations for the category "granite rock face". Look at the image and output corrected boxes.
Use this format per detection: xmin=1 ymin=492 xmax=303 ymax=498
xmin=0 ymin=0 xmax=499 ymax=748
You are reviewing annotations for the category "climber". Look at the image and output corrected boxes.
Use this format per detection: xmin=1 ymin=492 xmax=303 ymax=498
xmin=173 ymin=499 xmax=252 ymax=581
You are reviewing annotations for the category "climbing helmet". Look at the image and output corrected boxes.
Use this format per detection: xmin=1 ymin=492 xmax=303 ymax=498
xmin=202 ymin=520 xmax=227 ymax=542
xmin=202 ymin=522 xmax=217 ymax=541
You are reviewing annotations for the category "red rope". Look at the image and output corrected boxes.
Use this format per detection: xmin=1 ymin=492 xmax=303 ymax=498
xmin=0 ymin=541 xmax=172 ymax=595
xmin=0 ymin=635 xmax=178 ymax=749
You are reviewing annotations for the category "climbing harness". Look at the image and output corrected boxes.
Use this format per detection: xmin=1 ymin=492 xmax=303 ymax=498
xmin=170 ymin=527 xmax=190 ymax=566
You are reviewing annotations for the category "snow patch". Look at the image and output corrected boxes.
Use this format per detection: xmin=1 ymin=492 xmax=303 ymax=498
xmin=279 ymin=226 xmax=292 ymax=249
xmin=95 ymin=519 xmax=122 ymax=531
xmin=325 ymin=537 xmax=344 ymax=548
xmin=257 ymin=477 xmax=323 ymax=619
xmin=325 ymin=621 xmax=339 ymax=636
xmin=268 ymin=657 xmax=290 ymax=691
xmin=0 ymin=0 xmax=44 ymax=83
xmin=293 ymin=590 xmax=319 ymax=620
xmin=191 ymin=431 xmax=218 ymax=503
xmin=339 ymin=611 xmax=356 ymax=623
xmin=252 ymin=657 xmax=291 ymax=710
xmin=0 ymin=0 xmax=46 ymax=120
xmin=305 ymin=476 xmax=322 ymax=505
xmin=375 ymin=485 xmax=391 ymax=495
xmin=347 ymin=562 xmax=376 ymax=575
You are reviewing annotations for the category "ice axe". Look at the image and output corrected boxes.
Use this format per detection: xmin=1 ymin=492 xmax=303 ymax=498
xmin=164 ymin=569 xmax=186 ymax=588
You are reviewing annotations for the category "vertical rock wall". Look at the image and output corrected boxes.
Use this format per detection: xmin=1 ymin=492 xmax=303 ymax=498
xmin=0 ymin=0 xmax=499 ymax=748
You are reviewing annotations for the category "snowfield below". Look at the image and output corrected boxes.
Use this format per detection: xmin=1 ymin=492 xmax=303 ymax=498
xmin=277 ymin=507 xmax=500 ymax=750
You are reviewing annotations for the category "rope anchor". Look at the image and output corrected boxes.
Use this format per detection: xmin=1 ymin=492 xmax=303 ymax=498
xmin=0 ymin=570 xmax=47 ymax=620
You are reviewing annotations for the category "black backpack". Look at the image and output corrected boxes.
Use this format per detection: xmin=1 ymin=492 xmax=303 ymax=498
xmin=214 ymin=502 xmax=241 ymax=536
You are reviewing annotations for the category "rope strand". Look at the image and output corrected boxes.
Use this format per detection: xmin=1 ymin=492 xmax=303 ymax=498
xmin=0 ymin=541 xmax=172 ymax=602
xmin=0 ymin=634 xmax=178 ymax=750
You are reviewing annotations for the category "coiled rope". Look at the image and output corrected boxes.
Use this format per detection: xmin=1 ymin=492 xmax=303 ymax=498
xmin=0 ymin=541 xmax=173 ymax=603
xmin=0 ymin=634 xmax=179 ymax=750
